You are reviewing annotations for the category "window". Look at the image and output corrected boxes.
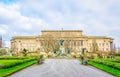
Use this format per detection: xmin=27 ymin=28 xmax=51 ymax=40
xmin=78 ymin=41 xmax=80 ymax=46
xmin=81 ymin=40 xmax=83 ymax=46
xmin=41 ymin=41 xmax=43 ymax=46
xmin=74 ymin=41 xmax=76 ymax=46
xmin=96 ymin=43 xmax=97 ymax=46
xmin=99 ymin=43 xmax=101 ymax=46
xmin=106 ymin=43 xmax=108 ymax=45
xmin=106 ymin=48 xmax=108 ymax=51
xmin=102 ymin=43 xmax=104 ymax=46
xmin=89 ymin=43 xmax=91 ymax=46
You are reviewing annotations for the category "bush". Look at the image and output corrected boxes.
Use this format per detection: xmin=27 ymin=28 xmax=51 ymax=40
xmin=114 ymin=64 xmax=120 ymax=70
xmin=0 ymin=48 xmax=7 ymax=56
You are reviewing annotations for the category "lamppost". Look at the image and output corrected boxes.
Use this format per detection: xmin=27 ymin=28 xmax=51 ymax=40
xmin=81 ymin=48 xmax=88 ymax=65
xmin=54 ymin=48 xmax=56 ymax=54
xmin=81 ymin=48 xmax=86 ymax=64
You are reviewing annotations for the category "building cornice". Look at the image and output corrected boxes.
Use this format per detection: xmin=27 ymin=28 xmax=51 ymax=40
xmin=11 ymin=36 xmax=36 ymax=40
xmin=11 ymin=36 xmax=113 ymax=40
xmin=88 ymin=36 xmax=113 ymax=40
xmin=42 ymin=30 xmax=83 ymax=32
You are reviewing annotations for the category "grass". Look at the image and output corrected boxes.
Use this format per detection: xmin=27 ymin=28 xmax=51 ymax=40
xmin=88 ymin=61 xmax=120 ymax=77
xmin=0 ymin=60 xmax=36 ymax=77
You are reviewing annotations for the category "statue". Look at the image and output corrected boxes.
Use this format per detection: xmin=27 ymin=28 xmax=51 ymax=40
xmin=60 ymin=39 xmax=64 ymax=46
xmin=54 ymin=48 xmax=56 ymax=54
xmin=59 ymin=39 xmax=64 ymax=56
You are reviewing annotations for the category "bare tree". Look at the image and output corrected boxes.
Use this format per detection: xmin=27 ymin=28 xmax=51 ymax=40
xmin=90 ymin=39 xmax=98 ymax=53
xmin=40 ymin=34 xmax=60 ymax=54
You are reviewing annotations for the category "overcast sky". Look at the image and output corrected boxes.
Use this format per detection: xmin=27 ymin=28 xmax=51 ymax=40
xmin=0 ymin=0 xmax=120 ymax=47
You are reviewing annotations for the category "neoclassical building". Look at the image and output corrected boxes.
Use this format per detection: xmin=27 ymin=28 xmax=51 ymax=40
xmin=11 ymin=30 xmax=114 ymax=54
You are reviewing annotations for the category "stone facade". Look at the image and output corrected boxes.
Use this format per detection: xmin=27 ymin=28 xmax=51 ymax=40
xmin=11 ymin=30 xmax=113 ymax=54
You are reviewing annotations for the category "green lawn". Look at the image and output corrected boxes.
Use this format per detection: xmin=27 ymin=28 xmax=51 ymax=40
xmin=88 ymin=61 xmax=120 ymax=77
xmin=0 ymin=60 xmax=36 ymax=77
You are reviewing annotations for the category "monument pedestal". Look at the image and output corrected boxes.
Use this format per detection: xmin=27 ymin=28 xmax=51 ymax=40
xmin=60 ymin=46 xmax=64 ymax=56
xmin=59 ymin=39 xmax=64 ymax=56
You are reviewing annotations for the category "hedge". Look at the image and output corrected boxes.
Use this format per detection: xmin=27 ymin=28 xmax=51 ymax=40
xmin=0 ymin=60 xmax=36 ymax=77
xmin=88 ymin=61 xmax=120 ymax=77
xmin=90 ymin=59 xmax=120 ymax=70
xmin=0 ymin=58 xmax=35 ymax=69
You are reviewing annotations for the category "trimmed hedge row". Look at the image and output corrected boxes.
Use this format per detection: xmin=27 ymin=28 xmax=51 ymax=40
xmin=0 ymin=57 xmax=27 ymax=60
xmin=88 ymin=61 xmax=120 ymax=77
xmin=0 ymin=58 xmax=35 ymax=69
xmin=90 ymin=59 xmax=120 ymax=70
xmin=0 ymin=60 xmax=36 ymax=77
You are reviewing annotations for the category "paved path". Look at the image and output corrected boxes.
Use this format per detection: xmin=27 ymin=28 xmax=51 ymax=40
xmin=9 ymin=59 xmax=115 ymax=77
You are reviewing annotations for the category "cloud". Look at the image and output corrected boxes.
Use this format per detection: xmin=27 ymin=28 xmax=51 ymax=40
xmin=0 ymin=0 xmax=120 ymax=47
xmin=0 ymin=2 xmax=48 ymax=32
xmin=0 ymin=27 xmax=7 ymax=35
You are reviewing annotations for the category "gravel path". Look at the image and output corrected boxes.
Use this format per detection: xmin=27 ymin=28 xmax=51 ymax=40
xmin=9 ymin=59 xmax=115 ymax=77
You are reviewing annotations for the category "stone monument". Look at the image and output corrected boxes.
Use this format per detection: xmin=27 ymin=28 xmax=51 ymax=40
xmin=59 ymin=39 xmax=64 ymax=56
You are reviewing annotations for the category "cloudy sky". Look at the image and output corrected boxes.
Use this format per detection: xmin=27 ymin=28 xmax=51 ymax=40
xmin=0 ymin=0 xmax=120 ymax=47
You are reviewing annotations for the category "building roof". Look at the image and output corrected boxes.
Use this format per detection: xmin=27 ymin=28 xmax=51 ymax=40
xmin=10 ymin=30 xmax=113 ymax=40
xmin=11 ymin=36 xmax=36 ymax=40
xmin=88 ymin=36 xmax=113 ymax=40
xmin=42 ymin=30 xmax=83 ymax=32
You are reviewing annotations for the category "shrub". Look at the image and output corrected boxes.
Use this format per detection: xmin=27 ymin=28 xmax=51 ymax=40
xmin=0 ymin=56 xmax=27 ymax=60
xmin=90 ymin=59 xmax=120 ymax=70
xmin=0 ymin=48 xmax=7 ymax=56
xmin=0 ymin=58 xmax=35 ymax=69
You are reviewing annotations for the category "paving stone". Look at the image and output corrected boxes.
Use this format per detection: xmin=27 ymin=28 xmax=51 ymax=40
xmin=9 ymin=59 xmax=115 ymax=77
